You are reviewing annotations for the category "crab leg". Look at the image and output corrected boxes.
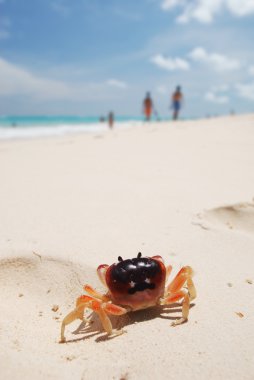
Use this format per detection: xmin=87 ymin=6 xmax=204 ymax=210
xmin=60 ymin=295 xmax=127 ymax=343
xmin=60 ymin=295 xmax=94 ymax=343
xmin=186 ymin=276 xmax=196 ymax=301
xmin=97 ymin=264 xmax=109 ymax=286
xmin=83 ymin=284 xmax=111 ymax=302
xmin=165 ymin=265 xmax=173 ymax=282
xmin=160 ymin=265 xmax=196 ymax=326
xmin=161 ymin=290 xmax=190 ymax=325
xmin=165 ymin=266 xmax=196 ymax=300
xmin=97 ymin=303 xmax=128 ymax=335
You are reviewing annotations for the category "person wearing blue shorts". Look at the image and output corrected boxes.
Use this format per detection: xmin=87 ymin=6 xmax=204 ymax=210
xmin=171 ymin=86 xmax=183 ymax=120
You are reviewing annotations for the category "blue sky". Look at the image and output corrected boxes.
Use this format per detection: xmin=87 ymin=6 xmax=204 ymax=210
xmin=1 ymin=0 xmax=254 ymax=117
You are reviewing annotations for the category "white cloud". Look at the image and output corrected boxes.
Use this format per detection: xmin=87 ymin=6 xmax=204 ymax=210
xmin=106 ymin=79 xmax=128 ymax=89
xmin=0 ymin=57 xmax=125 ymax=102
xmin=205 ymin=91 xmax=229 ymax=103
xmin=156 ymin=85 xmax=168 ymax=94
xmin=226 ymin=0 xmax=254 ymax=16
xmin=178 ymin=0 xmax=222 ymax=23
xmin=189 ymin=47 xmax=207 ymax=61
xmin=205 ymin=83 xmax=230 ymax=103
xmin=151 ymin=54 xmax=190 ymax=71
xmin=0 ymin=57 xmax=72 ymax=99
xmin=248 ymin=65 xmax=254 ymax=75
xmin=161 ymin=0 xmax=254 ymax=23
xmin=161 ymin=0 xmax=184 ymax=10
xmin=189 ymin=47 xmax=240 ymax=71
xmin=235 ymin=82 xmax=254 ymax=100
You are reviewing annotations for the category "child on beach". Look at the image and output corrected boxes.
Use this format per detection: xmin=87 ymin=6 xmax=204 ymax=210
xmin=108 ymin=111 xmax=114 ymax=129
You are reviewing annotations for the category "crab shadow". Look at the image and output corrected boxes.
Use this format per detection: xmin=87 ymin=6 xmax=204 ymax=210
xmin=66 ymin=302 xmax=195 ymax=344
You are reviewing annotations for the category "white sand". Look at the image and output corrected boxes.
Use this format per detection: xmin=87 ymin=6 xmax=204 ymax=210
xmin=0 ymin=114 xmax=254 ymax=379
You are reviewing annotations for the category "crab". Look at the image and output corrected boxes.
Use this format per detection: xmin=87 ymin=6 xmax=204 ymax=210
xmin=60 ymin=252 xmax=196 ymax=343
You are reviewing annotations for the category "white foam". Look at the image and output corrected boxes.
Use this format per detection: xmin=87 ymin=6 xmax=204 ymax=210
xmin=0 ymin=121 xmax=142 ymax=140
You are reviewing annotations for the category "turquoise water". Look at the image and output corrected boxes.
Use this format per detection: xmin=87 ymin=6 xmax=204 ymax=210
xmin=0 ymin=114 xmax=173 ymax=140
xmin=0 ymin=115 xmax=155 ymax=139
xmin=0 ymin=115 xmax=146 ymax=128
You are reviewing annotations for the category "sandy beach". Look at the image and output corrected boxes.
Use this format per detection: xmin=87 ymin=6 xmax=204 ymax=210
xmin=0 ymin=114 xmax=254 ymax=380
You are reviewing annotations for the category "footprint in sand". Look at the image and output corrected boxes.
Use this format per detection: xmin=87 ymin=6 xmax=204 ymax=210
xmin=0 ymin=256 xmax=97 ymax=349
xmin=195 ymin=201 xmax=254 ymax=234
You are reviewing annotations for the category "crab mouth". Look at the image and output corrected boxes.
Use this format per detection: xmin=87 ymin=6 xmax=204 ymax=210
xmin=128 ymin=281 xmax=155 ymax=295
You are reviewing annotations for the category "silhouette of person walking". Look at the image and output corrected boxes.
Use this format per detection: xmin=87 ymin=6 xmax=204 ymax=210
xmin=171 ymin=86 xmax=183 ymax=120
xmin=143 ymin=92 xmax=153 ymax=121
xmin=108 ymin=111 xmax=114 ymax=129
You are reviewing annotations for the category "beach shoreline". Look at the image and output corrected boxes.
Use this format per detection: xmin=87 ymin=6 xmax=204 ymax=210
xmin=0 ymin=113 xmax=254 ymax=379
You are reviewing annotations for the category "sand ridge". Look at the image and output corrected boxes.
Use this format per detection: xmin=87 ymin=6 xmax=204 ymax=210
xmin=0 ymin=254 xmax=96 ymax=341
xmin=195 ymin=201 xmax=254 ymax=235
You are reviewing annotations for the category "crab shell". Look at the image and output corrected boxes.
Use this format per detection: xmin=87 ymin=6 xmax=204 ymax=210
xmin=103 ymin=255 xmax=166 ymax=311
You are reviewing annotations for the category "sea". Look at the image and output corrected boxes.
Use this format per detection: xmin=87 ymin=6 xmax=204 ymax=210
xmin=0 ymin=115 xmax=154 ymax=140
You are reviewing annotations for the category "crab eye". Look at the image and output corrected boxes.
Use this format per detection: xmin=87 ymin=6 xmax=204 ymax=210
xmin=118 ymin=256 xmax=123 ymax=262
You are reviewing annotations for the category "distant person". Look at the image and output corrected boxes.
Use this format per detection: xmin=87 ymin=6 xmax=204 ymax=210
xmin=143 ymin=92 xmax=153 ymax=121
xmin=108 ymin=111 xmax=114 ymax=129
xmin=99 ymin=116 xmax=105 ymax=122
xmin=171 ymin=86 xmax=183 ymax=120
